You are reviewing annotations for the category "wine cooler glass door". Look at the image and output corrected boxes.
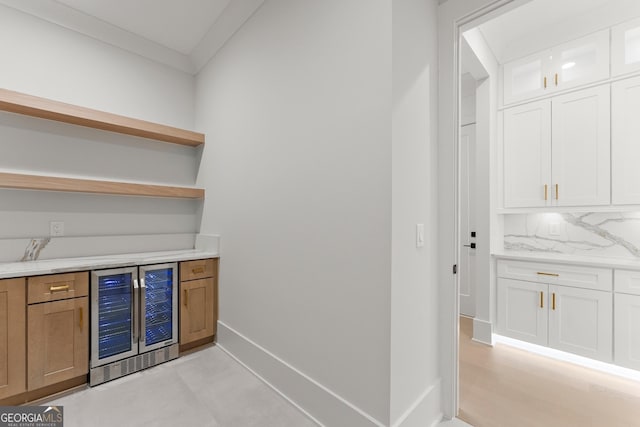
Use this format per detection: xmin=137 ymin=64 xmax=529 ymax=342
xmin=139 ymin=263 xmax=178 ymax=353
xmin=91 ymin=267 xmax=139 ymax=368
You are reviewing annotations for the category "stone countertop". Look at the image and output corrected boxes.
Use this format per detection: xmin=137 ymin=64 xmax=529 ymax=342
xmin=0 ymin=249 xmax=219 ymax=279
xmin=492 ymin=250 xmax=640 ymax=270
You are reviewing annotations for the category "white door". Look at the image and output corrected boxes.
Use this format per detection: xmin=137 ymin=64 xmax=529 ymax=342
xmin=614 ymin=293 xmax=640 ymax=370
xmin=551 ymin=85 xmax=610 ymax=206
xmin=503 ymin=50 xmax=549 ymax=105
xmin=459 ymin=124 xmax=476 ymax=317
xmin=611 ymin=17 xmax=640 ymax=77
xmin=548 ymin=285 xmax=612 ymax=362
xmin=503 ymin=99 xmax=551 ymax=208
xmin=497 ymin=278 xmax=548 ymax=346
xmin=612 ymin=76 xmax=640 ymax=204
xmin=551 ymin=29 xmax=610 ymax=91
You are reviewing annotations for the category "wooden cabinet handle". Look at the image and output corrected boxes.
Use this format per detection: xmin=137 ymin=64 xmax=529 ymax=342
xmin=184 ymin=289 xmax=188 ymax=307
xmin=552 ymin=293 xmax=556 ymax=310
xmin=537 ymin=272 xmax=559 ymax=277
xmin=555 ymin=184 xmax=559 ymax=200
xmin=555 ymin=73 xmax=558 ymax=86
xmin=50 ymin=284 xmax=70 ymax=292
xmin=540 ymin=291 xmax=544 ymax=308
xmin=79 ymin=306 xmax=83 ymax=330
xmin=544 ymin=184 xmax=548 ymax=201
xmin=544 ymin=76 xmax=547 ymax=89
xmin=192 ymin=267 xmax=205 ymax=274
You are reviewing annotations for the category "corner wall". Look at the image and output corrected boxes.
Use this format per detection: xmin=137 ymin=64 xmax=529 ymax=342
xmin=195 ymin=0 xmax=392 ymax=425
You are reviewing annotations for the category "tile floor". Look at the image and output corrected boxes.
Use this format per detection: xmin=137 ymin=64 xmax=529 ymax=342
xmin=41 ymin=345 xmax=318 ymax=427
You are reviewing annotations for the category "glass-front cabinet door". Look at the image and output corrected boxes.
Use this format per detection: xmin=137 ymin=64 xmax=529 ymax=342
xmin=612 ymin=17 xmax=640 ymax=76
xmin=552 ymin=29 xmax=609 ymax=91
xmin=503 ymin=51 xmax=550 ymax=105
xmin=139 ymin=263 xmax=178 ymax=353
xmin=91 ymin=267 xmax=138 ymax=367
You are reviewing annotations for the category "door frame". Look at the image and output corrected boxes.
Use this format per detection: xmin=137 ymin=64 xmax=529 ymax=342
xmin=438 ymin=0 xmax=532 ymax=419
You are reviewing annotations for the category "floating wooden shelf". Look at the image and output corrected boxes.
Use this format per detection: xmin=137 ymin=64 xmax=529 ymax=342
xmin=0 ymin=172 xmax=204 ymax=199
xmin=0 ymin=88 xmax=205 ymax=147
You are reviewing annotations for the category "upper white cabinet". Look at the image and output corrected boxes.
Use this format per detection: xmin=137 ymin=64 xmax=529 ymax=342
xmin=612 ymin=17 xmax=640 ymax=77
xmin=503 ymin=30 xmax=610 ymax=105
xmin=612 ymin=75 xmax=640 ymax=204
xmin=503 ymin=100 xmax=551 ymax=208
xmin=503 ymin=85 xmax=610 ymax=208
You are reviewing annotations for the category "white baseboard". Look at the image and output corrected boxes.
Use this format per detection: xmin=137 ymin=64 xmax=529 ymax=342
xmin=391 ymin=380 xmax=442 ymax=427
xmin=217 ymin=321 xmax=386 ymax=427
xmin=472 ymin=318 xmax=493 ymax=346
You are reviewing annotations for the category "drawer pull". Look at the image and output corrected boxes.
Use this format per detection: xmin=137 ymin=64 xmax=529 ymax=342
xmin=184 ymin=289 xmax=188 ymax=307
xmin=192 ymin=267 xmax=205 ymax=274
xmin=552 ymin=293 xmax=556 ymax=310
xmin=79 ymin=307 xmax=83 ymax=330
xmin=536 ymin=272 xmax=559 ymax=277
xmin=540 ymin=291 xmax=544 ymax=308
xmin=50 ymin=284 xmax=70 ymax=292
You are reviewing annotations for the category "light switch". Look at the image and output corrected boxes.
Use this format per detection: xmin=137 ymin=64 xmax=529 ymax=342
xmin=50 ymin=221 xmax=64 ymax=237
xmin=416 ymin=224 xmax=425 ymax=248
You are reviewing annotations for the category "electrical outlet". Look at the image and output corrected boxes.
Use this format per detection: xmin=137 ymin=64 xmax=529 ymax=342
xmin=50 ymin=221 xmax=65 ymax=237
xmin=549 ymin=222 xmax=560 ymax=236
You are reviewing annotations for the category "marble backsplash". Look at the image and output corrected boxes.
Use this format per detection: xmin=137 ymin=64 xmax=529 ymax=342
xmin=504 ymin=212 xmax=640 ymax=259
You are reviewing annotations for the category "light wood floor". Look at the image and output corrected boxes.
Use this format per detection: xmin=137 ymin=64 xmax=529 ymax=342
xmin=459 ymin=316 xmax=640 ymax=427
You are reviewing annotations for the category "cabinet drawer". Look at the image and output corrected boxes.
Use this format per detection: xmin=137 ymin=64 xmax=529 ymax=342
xmin=614 ymin=269 xmax=640 ymax=295
xmin=497 ymin=260 xmax=612 ymax=291
xmin=180 ymin=259 xmax=216 ymax=282
xmin=27 ymin=272 xmax=89 ymax=304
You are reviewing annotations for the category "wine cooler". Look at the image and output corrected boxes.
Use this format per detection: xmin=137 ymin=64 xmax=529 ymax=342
xmin=89 ymin=263 xmax=179 ymax=386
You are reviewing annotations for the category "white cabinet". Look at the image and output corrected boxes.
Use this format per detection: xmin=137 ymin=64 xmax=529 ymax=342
xmin=614 ymin=293 xmax=640 ymax=370
xmin=548 ymin=285 xmax=612 ymax=362
xmin=612 ymin=17 xmax=640 ymax=77
xmin=503 ymin=100 xmax=551 ymax=208
xmin=497 ymin=260 xmax=613 ymax=363
xmin=497 ymin=278 xmax=548 ymax=346
xmin=612 ymin=76 xmax=640 ymax=205
xmin=551 ymin=86 xmax=610 ymax=206
xmin=503 ymin=30 xmax=609 ymax=105
xmin=503 ymin=86 xmax=610 ymax=208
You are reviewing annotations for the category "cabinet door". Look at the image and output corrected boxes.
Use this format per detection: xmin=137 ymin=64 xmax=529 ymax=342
xmin=612 ymin=76 xmax=640 ymax=204
xmin=0 ymin=278 xmax=26 ymax=400
xmin=614 ymin=293 xmax=640 ymax=370
xmin=612 ymin=17 xmax=640 ymax=76
xmin=28 ymin=297 xmax=88 ymax=390
xmin=503 ymin=51 xmax=550 ymax=105
xmin=180 ymin=278 xmax=215 ymax=345
xmin=552 ymin=85 xmax=610 ymax=206
xmin=548 ymin=286 xmax=612 ymax=362
xmin=551 ymin=30 xmax=609 ymax=91
xmin=497 ymin=278 xmax=548 ymax=346
xmin=503 ymin=100 xmax=551 ymax=208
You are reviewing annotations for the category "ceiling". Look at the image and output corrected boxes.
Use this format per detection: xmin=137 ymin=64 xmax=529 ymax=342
xmin=478 ymin=0 xmax=640 ymax=63
xmin=0 ymin=0 xmax=264 ymax=74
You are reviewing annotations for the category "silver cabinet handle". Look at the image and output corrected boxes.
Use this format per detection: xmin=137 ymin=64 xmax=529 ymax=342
xmin=140 ymin=278 xmax=146 ymax=343
xmin=133 ymin=278 xmax=139 ymax=342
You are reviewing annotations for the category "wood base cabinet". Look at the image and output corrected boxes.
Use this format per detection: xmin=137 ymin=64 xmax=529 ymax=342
xmin=0 ymin=278 xmax=26 ymax=400
xmin=179 ymin=259 xmax=218 ymax=350
xmin=27 ymin=272 xmax=89 ymax=391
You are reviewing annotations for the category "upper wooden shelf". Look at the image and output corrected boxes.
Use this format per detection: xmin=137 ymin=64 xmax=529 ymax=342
xmin=0 ymin=172 xmax=204 ymax=199
xmin=0 ymin=89 xmax=205 ymax=147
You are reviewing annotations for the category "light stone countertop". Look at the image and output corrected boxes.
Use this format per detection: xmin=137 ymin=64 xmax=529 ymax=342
xmin=492 ymin=250 xmax=640 ymax=271
xmin=0 ymin=249 xmax=219 ymax=279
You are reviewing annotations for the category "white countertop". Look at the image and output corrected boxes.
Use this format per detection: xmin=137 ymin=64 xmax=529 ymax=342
xmin=0 ymin=249 xmax=219 ymax=279
xmin=492 ymin=250 xmax=640 ymax=270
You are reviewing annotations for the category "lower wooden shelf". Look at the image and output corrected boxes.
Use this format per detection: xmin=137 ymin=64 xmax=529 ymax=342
xmin=0 ymin=172 xmax=204 ymax=199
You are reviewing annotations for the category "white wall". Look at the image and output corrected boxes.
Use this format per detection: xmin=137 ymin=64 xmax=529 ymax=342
xmin=391 ymin=0 xmax=441 ymax=425
xmin=0 ymin=5 xmax=200 ymax=261
xmin=196 ymin=0 xmax=392 ymax=425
